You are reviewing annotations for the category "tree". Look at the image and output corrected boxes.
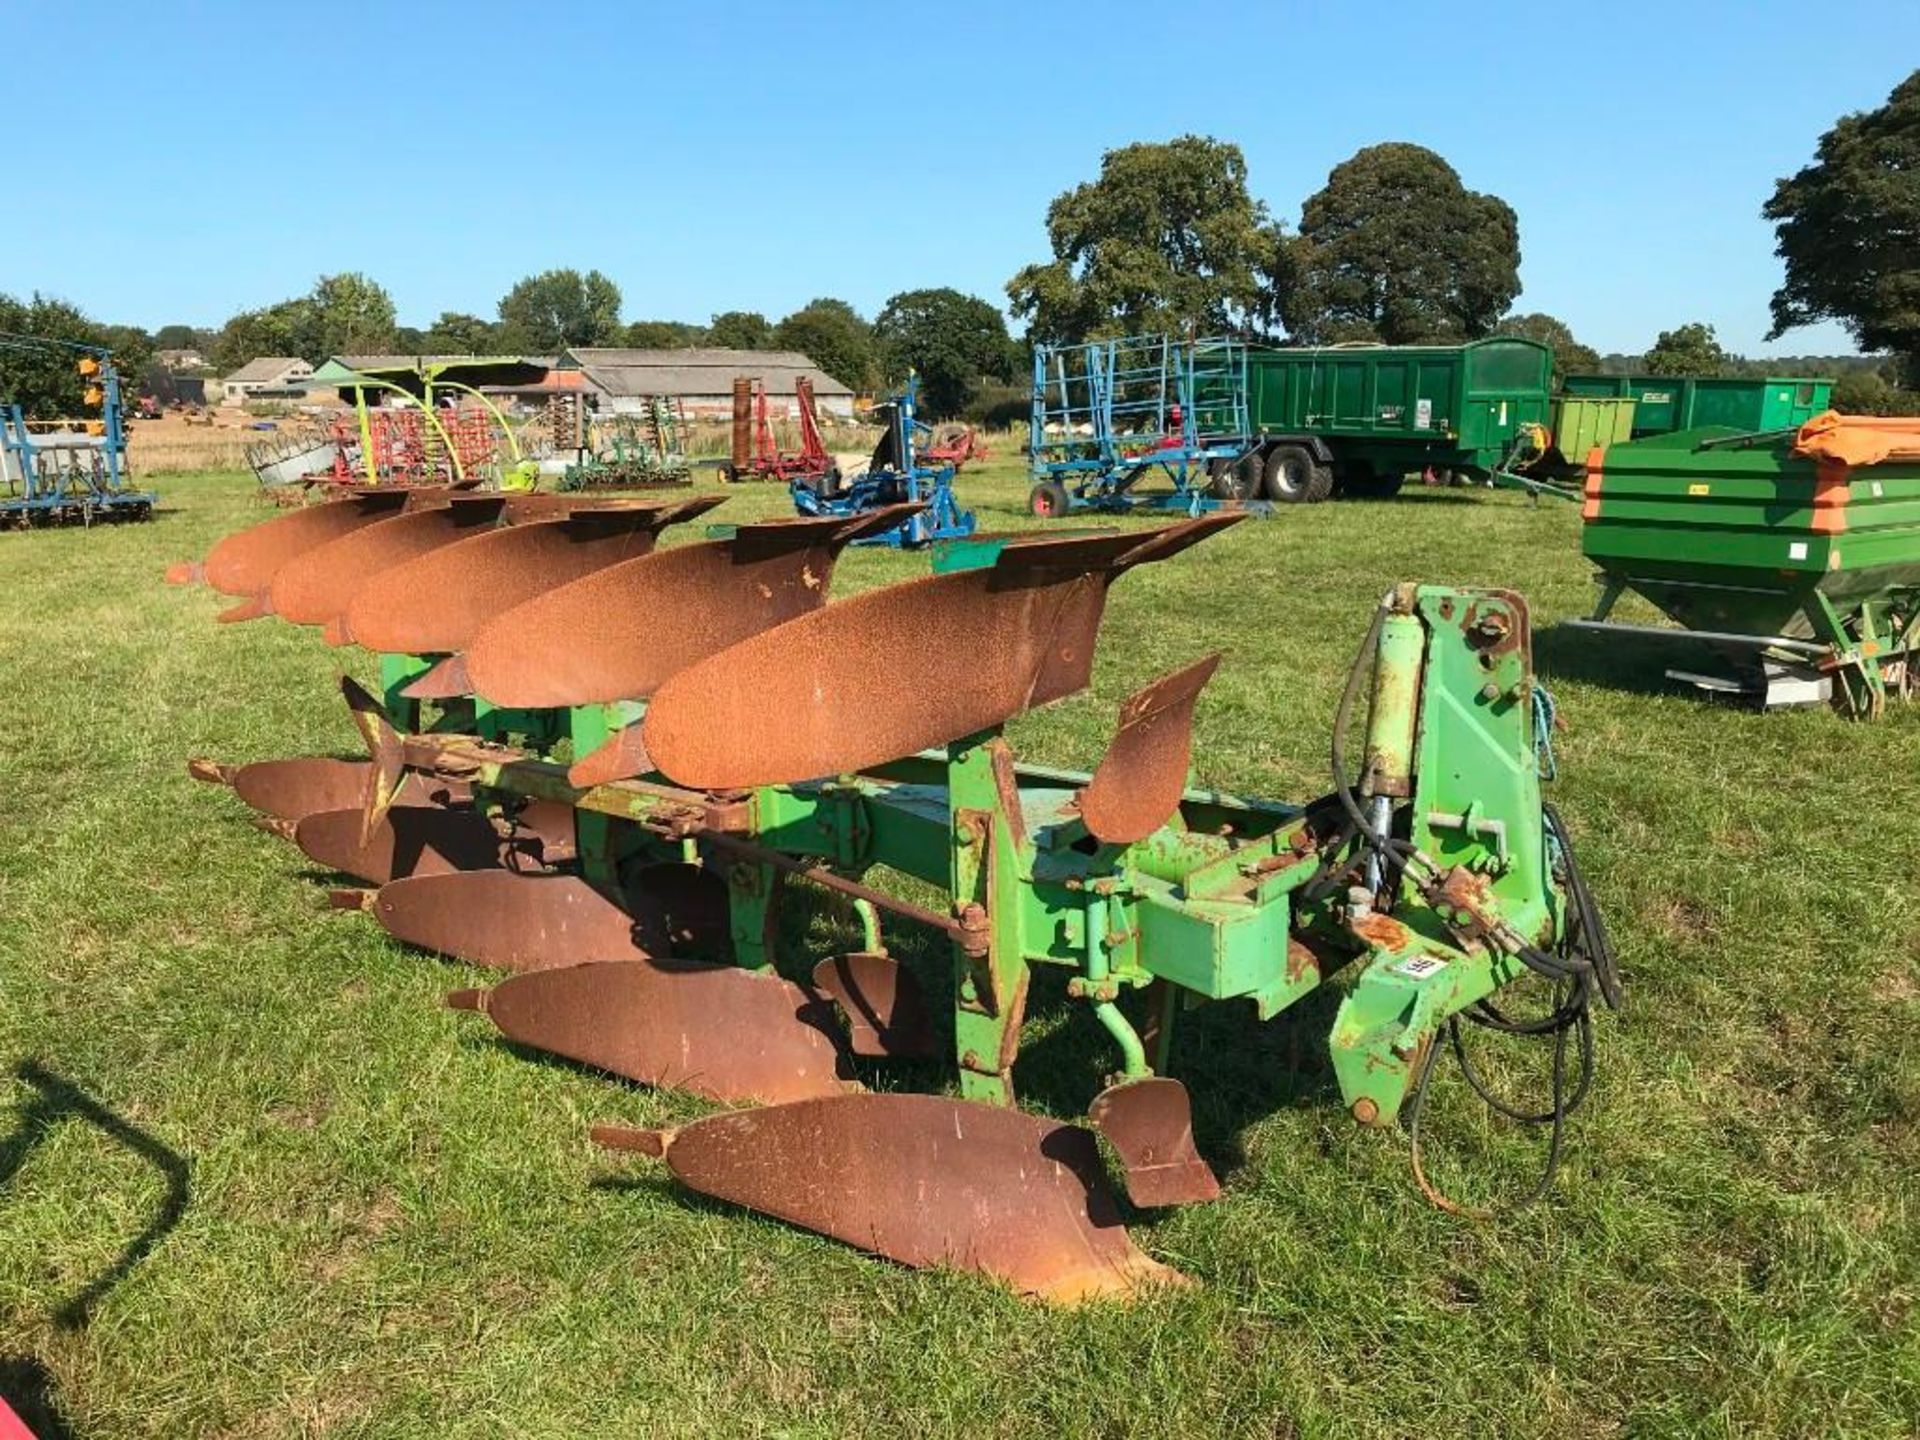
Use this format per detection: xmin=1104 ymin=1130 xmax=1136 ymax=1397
xmin=306 ymin=272 xmax=396 ymax=359
xmin=624 ymin=320 xmax=704 ymax=349
xmin=209 ymin=299 xmax=313 ymax=372
xmin=772 ymin=298 xmax=877 ymax=390
xmin=495 ymin=268 xmax=623 ymax=352
xmin=1644 ymin=322 xmax=1731 ymax=377
xmin=1764 ymin=70 xmax=1920 ymax=383
xmin=872 ymin=288 xmax=1015 ymax=417
xmin=423 ymin=312 xmax=497 ymax=354
xmin=1281 ymin=143 xmax=1521 ymax=344
xmin=0 ymin=293 xmax=144 ymax=417
xmin=1007 ymin=135 xmax=1282 ymax=344
xmin=153 ymin=324 xmax=214 ymax=352
xmin=1494 ymin=312 xmax=1599 ymax=383
xmin=707 ymin=310 xmax=772 ymax=350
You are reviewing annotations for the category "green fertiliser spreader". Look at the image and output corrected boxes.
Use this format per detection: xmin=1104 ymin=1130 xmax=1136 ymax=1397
xmin=167 ymin=490 xmax=1618 ymax=1300
xmin=1575 ymin=413 xmax=1920 ymax=715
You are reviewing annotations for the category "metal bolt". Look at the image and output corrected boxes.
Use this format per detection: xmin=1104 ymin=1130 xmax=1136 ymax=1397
xmin=1478 ymin=683 xmax=1500 ymax=702
xmin=1351 ymin=1097 xmax=1380 ymax=1125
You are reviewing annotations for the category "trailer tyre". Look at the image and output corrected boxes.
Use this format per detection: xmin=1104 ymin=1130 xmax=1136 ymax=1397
xmin=1206 ymin=454 xmax=1262 ymax=501
xmin=1262 ymin=445 xmax=1333 ymax=503
xmin=1029 ymin=480 xmax=1071 ymax=519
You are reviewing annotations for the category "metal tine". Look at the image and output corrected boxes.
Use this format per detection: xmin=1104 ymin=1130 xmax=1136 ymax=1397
xmin=445 ymin=959 xmax=853 ymax=1105
xmin=463 ymin=502 xmax=925 ymax=711
xmin=1073 ymin=653 xmax=1222 ymax=846
xmin=343 ymin=494 xmax=729 ymax=661
xmin=1088 ymin=1076 xmax=1222 ymax=1208
xmin=639 ymin=513 xmax=1247 ymax=792
xmin=266 ymin=496 xmax=513 ymax=630
xmin=196 ymin=487 xmax=426 ymax=597
xmin=593 ymin=1094 xmax=1191 ymax=1302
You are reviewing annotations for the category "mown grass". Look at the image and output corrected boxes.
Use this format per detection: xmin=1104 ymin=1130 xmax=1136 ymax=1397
xmin=0 ymin=461 xmax=1915 ymax=1438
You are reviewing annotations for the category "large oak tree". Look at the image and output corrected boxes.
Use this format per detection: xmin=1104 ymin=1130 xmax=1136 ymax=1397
xmin=1764 ymin=70 xmax=1920 ymax=381
xmin=1007 ymin=136 xmax=1282 ymax=344
xmin=1281 ymin=143 xmax=1520 ymax=344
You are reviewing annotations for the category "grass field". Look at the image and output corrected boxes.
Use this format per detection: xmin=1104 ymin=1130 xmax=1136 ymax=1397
xmin=1 ymin=459 xmax=1915 ymax=1438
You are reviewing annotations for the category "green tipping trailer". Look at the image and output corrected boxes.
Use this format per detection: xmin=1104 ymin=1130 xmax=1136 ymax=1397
xmin=1562 ymin=374 xmax=1832 ymax=438
xmin=1239 ymin=338 xmax=1552 ymax=500
xmin=1572 ymin=426 xmax=1920 ymax=715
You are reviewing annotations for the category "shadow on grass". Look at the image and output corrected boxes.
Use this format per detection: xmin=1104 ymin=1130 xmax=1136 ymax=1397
xmin=0 ymin=1354 xmax=77 ymax=1440
xmin=1533 ymin=619 xmax=1716 ymax=701
xmin=0 ymin=1060 xmax=191 ymax=1331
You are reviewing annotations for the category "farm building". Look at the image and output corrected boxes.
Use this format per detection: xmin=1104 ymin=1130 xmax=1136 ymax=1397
xmin=219 ymin=356 xmax=313 ymax=403
xmin=552 ymin=347 xmax=856 ymax=419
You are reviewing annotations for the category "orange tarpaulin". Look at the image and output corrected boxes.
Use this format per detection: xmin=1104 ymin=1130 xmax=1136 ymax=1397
xmin=1793 ymin=411 xmax=1920 ymax=469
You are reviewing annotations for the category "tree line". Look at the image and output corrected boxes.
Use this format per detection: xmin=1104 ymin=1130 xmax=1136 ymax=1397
xmin=3 ymin=67 xmax=1913 ymax=420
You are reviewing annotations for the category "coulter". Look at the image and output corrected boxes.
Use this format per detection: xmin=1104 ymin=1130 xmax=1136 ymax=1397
xmin=177 ymin=495 xmax=1618 ymax=1300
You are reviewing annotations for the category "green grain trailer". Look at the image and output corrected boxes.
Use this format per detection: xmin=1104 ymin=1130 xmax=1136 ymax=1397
xmin=1571 ymin=425 xmax=1920 ymax=715
xmin=1562 ymin=374 xmax=1832 ymax=438
xmin=1237 ymin=338 xmax=1552 ymax=500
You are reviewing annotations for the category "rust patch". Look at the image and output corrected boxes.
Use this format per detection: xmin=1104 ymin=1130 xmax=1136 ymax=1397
xmin=1074 ymin=654 xmax=1220 ymax=846
xmin=292 ymin=805 xmax=530 ymax=885
xmin=267 ymin=499 xmax=509 ymax=628
xmin=200 ymin=488 xmax=414 ymax=598
xmin=371 ymin=871 xmax=653 ymax=970
xmin=462 ymin=508 xmax=922 ymax=710
xmin=1349 ymin=911 xmax=1415 ymax=952
xmin=449 ymin=958 xmax=849 ymax=1105
xmin=602 ymin=1092 xmax=1188 ymax=1302
xmin=1088 ymin=1076 xmax=1221 ymax=1208
xmin=227 ymin=755 xmax=467 ymax=824
xmin=811 ymin=952 xmax=938 ymax=1058
xmin=567 ymin=723 xmax=654 ymax=789
xmin=643 ymin=515 xmax=1242 ymax=791
xmin=343 ymin=498 xmax=724 ymax=658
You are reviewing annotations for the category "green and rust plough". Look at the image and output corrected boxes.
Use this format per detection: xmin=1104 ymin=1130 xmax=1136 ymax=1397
xmin=172 ymin=490 xmax=1618 ymax=1300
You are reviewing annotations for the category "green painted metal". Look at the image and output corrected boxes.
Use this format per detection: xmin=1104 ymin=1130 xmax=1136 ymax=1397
xmin=1563 ymin=374 xmax=1833 ymax=438
xmin=367 ymin=578 xmax=1576 ymax=1129
xmin=1582 ymin=427 xmax=1920 ymax=713
xmin=1245 ymin=338 xmax=1553 ymax=478
xmin=1550 ymin=396 xmax=1637 ymax=463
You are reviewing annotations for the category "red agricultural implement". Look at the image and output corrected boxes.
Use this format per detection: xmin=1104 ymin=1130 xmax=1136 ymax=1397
xmin=920 ymin=423 xmax=990 ymax=472
xmin=727 ymin=376 xmax=836 ymax=485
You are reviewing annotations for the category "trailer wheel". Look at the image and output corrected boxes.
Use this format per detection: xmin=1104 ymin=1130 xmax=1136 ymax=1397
xmin=1206 ymin=454 xmax=1262 ymax=501
xmin=1262 ymin=445 xmax=1332 ymax=503
xmin=1029 ymin=480 xmax=1071 ymax=518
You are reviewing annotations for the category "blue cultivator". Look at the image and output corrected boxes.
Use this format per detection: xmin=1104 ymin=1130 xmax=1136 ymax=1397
xmin=0 ymin=334 xmax=155 ymax=528
xmin=790 ymin=377 xmax=975 ymax=548
xmin=1027 ymin=333 xmax=1267 ymax=520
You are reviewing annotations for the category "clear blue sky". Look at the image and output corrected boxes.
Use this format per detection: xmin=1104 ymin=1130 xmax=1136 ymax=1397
xmin=7 ymin=1 xmax=1915 ymax=357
